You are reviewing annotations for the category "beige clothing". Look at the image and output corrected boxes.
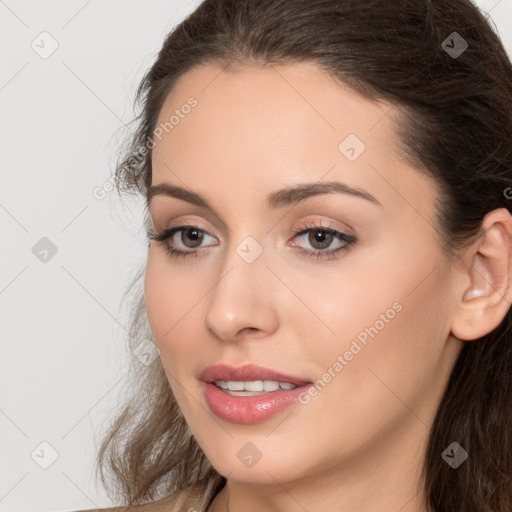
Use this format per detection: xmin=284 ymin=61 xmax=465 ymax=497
xmin=70 ymin=483 xmax=211 ymax=512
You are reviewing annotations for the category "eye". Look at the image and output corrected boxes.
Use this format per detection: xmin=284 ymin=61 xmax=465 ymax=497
xmin=289 ymin=221 xmax=357 ymax=260
xmin=148 ymin=220 xmax=357 ymax=261
xmin=148 ymin=225 xmax=218 ymax=258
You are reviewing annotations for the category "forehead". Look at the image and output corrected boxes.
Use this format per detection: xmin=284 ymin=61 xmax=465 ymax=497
xmin=153 ymin=61 xmax=399 ymax=161
xmin=150 ymin=61 xmax=437 ymax=219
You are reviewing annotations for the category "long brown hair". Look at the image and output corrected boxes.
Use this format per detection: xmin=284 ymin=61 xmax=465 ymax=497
xmin=95 ymin=1 xmax=512 ymax=511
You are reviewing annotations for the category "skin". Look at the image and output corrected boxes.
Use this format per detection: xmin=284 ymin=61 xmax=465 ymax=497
xmin=144 ymin=61 xmax=512 ymax=512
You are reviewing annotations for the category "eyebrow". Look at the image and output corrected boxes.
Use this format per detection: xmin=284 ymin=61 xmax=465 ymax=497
xmin=146 ymin=180 xmax=382 ymax=210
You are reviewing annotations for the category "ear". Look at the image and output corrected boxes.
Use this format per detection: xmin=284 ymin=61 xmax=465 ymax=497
xmin=451 ymin=207 xmax=512 ymax=341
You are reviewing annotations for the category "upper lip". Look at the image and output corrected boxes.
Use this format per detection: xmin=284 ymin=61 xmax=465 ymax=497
xmin=199 ymin=364 xmax=311 ymax=386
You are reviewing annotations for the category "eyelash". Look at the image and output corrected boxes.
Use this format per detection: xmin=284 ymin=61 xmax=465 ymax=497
xmin=148 ymin=221 xmax=357 ymax=261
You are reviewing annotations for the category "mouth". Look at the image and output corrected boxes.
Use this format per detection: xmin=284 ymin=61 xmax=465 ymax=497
xmin=199 ymin=363 xmax=313 ymax=424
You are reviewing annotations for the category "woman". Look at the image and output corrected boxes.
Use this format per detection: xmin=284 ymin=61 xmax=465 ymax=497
xmin=75 ymin=0 xmax=512 ymax=510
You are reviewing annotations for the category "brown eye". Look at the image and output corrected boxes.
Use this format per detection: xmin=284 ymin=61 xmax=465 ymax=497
xmin=148 ymin=224 xmax=218 ymax=258
xmin=307 ymin=229 xmax=335 ymax=250
xmin=290 ymin=222 xmax=357 ymax=260
xmin=180 ymin=227 xmax=204 ymax=248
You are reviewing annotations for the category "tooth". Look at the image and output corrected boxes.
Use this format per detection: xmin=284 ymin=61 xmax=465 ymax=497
xmin=263 ymin=380 xmax=280 ymax=391
xmin=227 ymin=381 xmax=245 ymax=391
xmin=244 ymin=380 xmax=264 ymax=391
xmin=215 ymin=380 xmax=298 ymax=392
xmin=225 ymin=390 xmax=268 ymax=396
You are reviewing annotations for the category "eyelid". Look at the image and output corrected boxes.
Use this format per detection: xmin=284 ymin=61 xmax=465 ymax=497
xmin=152 ymin=217 xmax=221 ymax=239
xmin=290 ymin=217 xmax=354 ymax=237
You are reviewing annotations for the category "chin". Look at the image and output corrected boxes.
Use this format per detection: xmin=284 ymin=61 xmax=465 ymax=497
xmin=211 ymin=459 xmax=301 ymax=485
xmin=196 ymin=436 xmax=312 ymax=485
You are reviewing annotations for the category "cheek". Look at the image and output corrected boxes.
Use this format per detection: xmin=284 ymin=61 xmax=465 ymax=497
xmin=306 ymin=247 xmax=453 ymax=422
xmin=145 ymin=254 xmax=173 ymax=341
xmin=144 ymin=252 xmax=206 ymax=413
xmin=144 ymin=248 xmax=226 ymax=403
xmin=144 ymin=250 xmax=202 ymax=362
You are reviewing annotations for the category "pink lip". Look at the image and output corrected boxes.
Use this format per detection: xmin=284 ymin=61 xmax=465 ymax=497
xmin=199 ymin=363 xmax=310 ymax=386
xmin=200 ymin=364 xmax=313 ymax=424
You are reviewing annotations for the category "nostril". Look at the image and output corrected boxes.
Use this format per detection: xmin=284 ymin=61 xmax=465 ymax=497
xmin=237 ymin=327 xmax=260 ymax=337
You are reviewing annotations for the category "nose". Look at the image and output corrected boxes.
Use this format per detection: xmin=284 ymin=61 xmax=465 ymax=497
xmin=204 ymin=241 xmax=279 ymax=343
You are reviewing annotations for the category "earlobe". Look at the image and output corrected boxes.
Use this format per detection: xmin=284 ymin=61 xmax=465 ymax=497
xmin=451 ymin=208 xmax=512 ymax=341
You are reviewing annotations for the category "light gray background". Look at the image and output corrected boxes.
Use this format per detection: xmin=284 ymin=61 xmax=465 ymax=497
xmin=1 ymin=1 xmax=511 ymax=511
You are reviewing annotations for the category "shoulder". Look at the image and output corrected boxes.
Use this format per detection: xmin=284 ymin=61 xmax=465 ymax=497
xmin=69 ymin=482 xmax=207 ymax=512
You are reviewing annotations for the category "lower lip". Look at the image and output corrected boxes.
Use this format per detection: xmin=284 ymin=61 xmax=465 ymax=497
xmin=203 ymin=382 xmax=311 ymax=424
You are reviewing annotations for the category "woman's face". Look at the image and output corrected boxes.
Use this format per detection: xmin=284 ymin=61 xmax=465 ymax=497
xmin=145 ymin=62 xmax=463 ymax=485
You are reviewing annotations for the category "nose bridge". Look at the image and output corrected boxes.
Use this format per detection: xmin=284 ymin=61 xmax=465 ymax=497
xmin=204 ymin=231 xmax=278 ymax=341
